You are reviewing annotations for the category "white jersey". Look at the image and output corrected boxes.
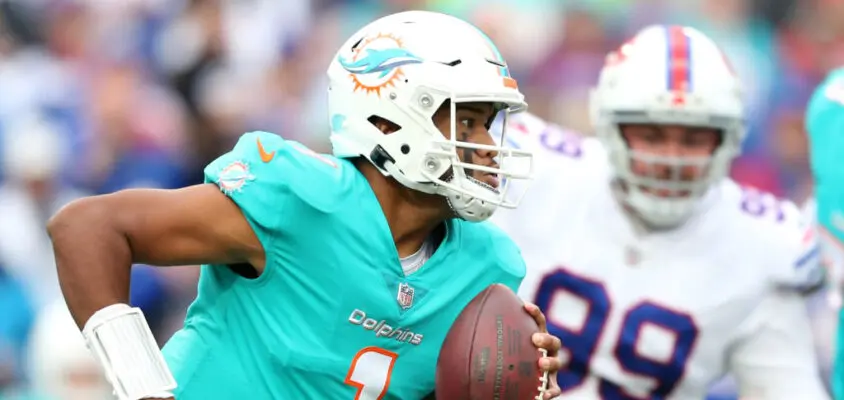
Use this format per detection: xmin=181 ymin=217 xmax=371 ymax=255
xmin=493 ymin=112 xmax=829 ymax=399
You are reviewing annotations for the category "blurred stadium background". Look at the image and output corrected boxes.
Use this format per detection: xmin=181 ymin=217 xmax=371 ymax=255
xmin=0 ymin=0 xmax=840 ymax=398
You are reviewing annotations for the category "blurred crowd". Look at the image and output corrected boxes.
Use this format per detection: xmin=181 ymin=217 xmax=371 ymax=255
xmin=0 ymin=0 xmax=842 ymax=398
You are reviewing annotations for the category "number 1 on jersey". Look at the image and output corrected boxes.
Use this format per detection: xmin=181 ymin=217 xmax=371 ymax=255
xmin=345 ymin=346 xmax=398 ymax=400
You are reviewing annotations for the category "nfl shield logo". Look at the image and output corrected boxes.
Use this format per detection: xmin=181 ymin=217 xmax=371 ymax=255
xmin=397 ymin=283 xmax=415 ymax=309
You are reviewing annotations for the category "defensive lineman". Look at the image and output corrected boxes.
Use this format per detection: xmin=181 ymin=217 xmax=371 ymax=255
xmin=493 ymin=25 xmax=829 ymax=399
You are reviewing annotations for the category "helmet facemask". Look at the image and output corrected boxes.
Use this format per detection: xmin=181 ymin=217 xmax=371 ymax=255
xmin=600 ymin=112 xmax=743 ymax=228
xmin=368 ymin=96 xmax=533 ymax=222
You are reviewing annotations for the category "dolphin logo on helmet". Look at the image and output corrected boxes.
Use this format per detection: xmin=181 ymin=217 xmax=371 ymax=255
xmin=339 ymin=48 xmax=423 ymax=78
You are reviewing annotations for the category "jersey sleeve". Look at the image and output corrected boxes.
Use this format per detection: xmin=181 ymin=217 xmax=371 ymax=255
xmin=203 ymin=131 xmax=341 ymax=254
xmin=484 ymin=222 xmax=527 ymax=294
xmin=727 ymin=290 xmax=830 ymax=399
xmin=500 ymin=253 xmax=526 ymax=294
xmin=767 ymin=199 xmax=826 ymax=293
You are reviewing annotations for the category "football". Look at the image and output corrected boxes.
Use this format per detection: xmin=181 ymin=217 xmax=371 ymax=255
xmin=436 ymin=284 xmax=545 ymax=400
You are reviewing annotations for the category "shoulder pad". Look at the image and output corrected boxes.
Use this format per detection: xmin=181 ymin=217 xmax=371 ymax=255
xmin=204 ymin=131 xmax=350 ymax=242
xmin=506 ymin=112 xmax=588 ymax=160
xmin=721 ymin=182 xmax=825 ymax=293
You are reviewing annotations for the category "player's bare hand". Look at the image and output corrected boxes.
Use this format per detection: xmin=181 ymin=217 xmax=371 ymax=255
xmin=524 ymin=302 xmax=562 ymax=399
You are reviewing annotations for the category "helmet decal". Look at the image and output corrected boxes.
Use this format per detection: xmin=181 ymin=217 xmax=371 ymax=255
xmin=338 ymin=33 xmax=423 ymax=97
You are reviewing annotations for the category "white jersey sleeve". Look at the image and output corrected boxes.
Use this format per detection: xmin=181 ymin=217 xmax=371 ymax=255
xmin=728 ymin=289 xmax=830 ymax=399
xmin=723 ymin=184 xmax=825 ymax=293
xmin=718 ymin=183 xmax=829 ymax=398
xmin=762 ymin=193 xmax=826 ymax=293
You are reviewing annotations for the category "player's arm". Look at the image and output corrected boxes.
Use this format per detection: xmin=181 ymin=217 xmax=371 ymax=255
xmin=727 ymin=289 xmax=831 ymax=399
xmin=47 ymin=184 xmax=262 ymax=400
xmin=48 ymin=184 xmax=262 ymax=327
xmin=48 ymin=131 xmax=291 ymax=400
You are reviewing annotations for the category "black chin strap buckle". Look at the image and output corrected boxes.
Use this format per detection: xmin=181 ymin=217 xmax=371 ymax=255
xmin=369 ymin=145 xmax=396 ymax=171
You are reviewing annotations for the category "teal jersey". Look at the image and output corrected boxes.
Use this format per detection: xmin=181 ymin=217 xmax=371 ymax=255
xmin=161 ymin=131 xmax=526 ymax=400
xmin=807 ymin=68 xmax=844 ymax=399
xmin=807 ymin=67 xmax=844 ymax=248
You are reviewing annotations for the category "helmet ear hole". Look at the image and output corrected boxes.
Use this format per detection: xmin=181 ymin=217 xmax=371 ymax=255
xmin=367 ymin=115 xmax=402 ymax=135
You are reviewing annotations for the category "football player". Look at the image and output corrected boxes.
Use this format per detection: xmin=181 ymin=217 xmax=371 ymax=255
xmin=804 ymin=66 xmax=844 ymax=399
xmin=48 ymin=11 xmax=563 ymax=400
xmin=492 ymin=25 xmax=829 ymax=399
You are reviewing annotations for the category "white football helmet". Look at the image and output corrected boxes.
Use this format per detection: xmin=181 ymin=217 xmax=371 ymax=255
xmin=590 ymin=25 xmax=746 ymax=228
xmin=327 ymin=11 xmax=532 ymax=222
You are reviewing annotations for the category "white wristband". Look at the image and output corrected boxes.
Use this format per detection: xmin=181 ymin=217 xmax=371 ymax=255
xmin=83 ymin=304 xmax=177 ymax=400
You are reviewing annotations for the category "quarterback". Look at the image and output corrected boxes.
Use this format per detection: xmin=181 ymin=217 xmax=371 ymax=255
xmin=47 ymin=11 xmax=562 ymax=400
xmin=492 ymin=25 xmax=829 ymax=399
xmin=805 ymin=66 xmax=844 ymax=399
